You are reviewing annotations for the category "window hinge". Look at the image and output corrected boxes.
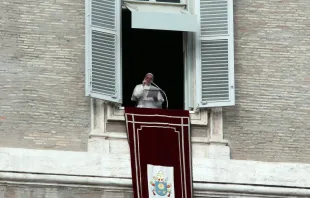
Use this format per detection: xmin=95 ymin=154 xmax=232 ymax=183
xmin=201 ymin=101 xmax=207 ymax=105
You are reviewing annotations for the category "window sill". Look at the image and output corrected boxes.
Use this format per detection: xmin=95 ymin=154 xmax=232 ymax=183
xmin=90 ymin=131 xmax=211 ymax=144
xmin=107 ymin=105 xmax=208 ymax=125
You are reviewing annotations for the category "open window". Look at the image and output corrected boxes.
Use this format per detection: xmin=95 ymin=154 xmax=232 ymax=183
xmin=121 ymin=9 xmax=184 ymax=109
xmin=85 ymin=0 xmax=235 ymax=109
xmin=195 ymin=0 xmax=235 ymax=107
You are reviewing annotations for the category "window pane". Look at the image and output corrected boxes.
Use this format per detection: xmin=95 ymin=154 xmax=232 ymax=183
xmin=156 ymin=0 xmax=181 ymax=3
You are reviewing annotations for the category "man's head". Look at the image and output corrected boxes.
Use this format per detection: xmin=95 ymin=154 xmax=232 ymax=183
xmin=144 ymin=73 xmax=154 ymax=85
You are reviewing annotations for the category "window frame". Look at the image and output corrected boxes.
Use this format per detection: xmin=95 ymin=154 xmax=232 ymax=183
xmin=121 ymin=5 xmax=193 ymax=111
xmin=183 ymin=0 xmax=196 ymax=110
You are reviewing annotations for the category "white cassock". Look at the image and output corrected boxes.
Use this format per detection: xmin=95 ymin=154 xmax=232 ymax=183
xmin=131 ymin=84 xmax=164 ymax=109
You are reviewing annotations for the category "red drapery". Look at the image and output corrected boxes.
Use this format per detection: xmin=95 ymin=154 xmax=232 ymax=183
xmin=125 ymin=107 xmax=193 ymax=198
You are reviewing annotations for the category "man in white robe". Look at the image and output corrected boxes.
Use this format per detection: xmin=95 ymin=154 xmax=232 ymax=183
xmin=131 ymin=73 xmax=164 ymax=109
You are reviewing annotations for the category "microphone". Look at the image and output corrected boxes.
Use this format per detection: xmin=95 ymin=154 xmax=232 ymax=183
xmin=151 ymin=82 xmax=168 ymax=109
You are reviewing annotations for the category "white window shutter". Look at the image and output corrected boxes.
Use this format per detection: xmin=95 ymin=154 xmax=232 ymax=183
xmin=85 ymin=0 xmax=122 ymax=103
xmin=196 ymin=0 xmax=235 ymax=107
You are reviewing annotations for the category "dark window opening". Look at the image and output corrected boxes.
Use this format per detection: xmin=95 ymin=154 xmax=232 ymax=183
xmin=156 ymin=0 xmax=181 ymax=3
xmin=136 ymin=0 xmax=181 ymax=3
xmin=121 ymin=9 xmax=184 ymax=110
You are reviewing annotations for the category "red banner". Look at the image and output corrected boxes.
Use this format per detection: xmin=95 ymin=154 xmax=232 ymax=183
xmin=125 ymin=107 xmax=193 ymax=198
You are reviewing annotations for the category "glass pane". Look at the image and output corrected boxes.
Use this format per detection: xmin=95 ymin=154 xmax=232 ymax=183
xmin=156 ymin=0 xmax=181 ymax=3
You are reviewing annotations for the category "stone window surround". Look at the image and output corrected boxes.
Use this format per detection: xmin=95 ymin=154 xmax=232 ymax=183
xmin=89 ymin=99 xmax=229 ymax=153
xmin=107 ymin=104 xmax=208 ymax=125
xmin=89 ymin=99 xmax=208 ymax=136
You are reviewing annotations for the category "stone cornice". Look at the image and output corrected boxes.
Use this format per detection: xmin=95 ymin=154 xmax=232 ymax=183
xmin=1 ymin=147 xmax=310 ymax=190
xmin=1 ymin=172 xmax=310 ymax=197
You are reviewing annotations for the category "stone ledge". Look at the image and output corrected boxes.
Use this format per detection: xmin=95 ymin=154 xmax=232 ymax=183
xmin=1 ymin=147 xmax=310 ymax=190
xmin=1 ymin=172 xmax=310 ymax=197
xmin=89 ymin=132 xmax=210 ymax=144
xmin=106 ymin=104 xmax=208 ymax=126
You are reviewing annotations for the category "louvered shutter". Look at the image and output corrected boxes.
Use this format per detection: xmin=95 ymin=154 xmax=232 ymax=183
xmin=85 ymin=0 xmax=122 ymax=103
xmin=196 ymin=0 xmax=235 ymax=107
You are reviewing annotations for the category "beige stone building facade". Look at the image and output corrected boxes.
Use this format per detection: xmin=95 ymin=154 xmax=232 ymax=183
xmin=0 ymin=0 xmax=310 ymax=197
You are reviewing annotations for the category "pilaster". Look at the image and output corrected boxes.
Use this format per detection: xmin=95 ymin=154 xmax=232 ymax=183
xmin=88 ymin=99 xmax=110 ymax=153
xmin=207 ymin=107 xmax=230 ymax=159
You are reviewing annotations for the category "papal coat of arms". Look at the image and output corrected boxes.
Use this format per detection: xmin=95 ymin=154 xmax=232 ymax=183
xmin=149 ymin=170 xmax=172 ymax=197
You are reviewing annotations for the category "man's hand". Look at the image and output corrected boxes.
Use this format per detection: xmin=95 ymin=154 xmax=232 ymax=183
xmin=153 ymin=96 xmax=158 ymax=102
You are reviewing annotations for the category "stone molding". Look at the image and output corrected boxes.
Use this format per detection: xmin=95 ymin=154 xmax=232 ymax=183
xmin=106 ymin=103 xmax=208 ymax=125
xmin=90 ymin=101 xmax=231 ymax=159
xmin=1 ymin=147 xmax=310 ymax=197
xmin=1 ymin=172 xmax=310 ymax=197
xmin=89 ymin=132 xmax=209 ymax=144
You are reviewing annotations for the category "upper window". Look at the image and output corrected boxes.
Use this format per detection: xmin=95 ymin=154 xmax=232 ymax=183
xmin=85 ymin=0 xmax=235 ymax=109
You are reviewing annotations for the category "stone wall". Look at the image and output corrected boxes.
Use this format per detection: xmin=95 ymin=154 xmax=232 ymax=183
xmin=224 ymin=0 xmax=310 ymax=163
xmin=0 ymin=185 xmax=132 ymax=198
xmin=0 ymin=0 xmax=89 ymax=151
xmin=1 ymin=0 xmax=310 ymax=162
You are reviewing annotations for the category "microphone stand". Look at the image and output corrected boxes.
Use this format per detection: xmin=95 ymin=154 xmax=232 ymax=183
xmin=151 ymin=82 xmax=168 ymax=109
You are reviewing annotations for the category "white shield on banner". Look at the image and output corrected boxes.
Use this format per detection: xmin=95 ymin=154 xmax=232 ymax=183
xmin=147 ymin=164 xmax=175 ymax=198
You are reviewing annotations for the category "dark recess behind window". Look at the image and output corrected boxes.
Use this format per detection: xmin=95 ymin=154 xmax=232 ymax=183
xmin=137 ymin=0 xmax=180 ymax=2
xmin=156 ymin=0 xmax=180 ymax=2
xmin=122 ymin=9 xmax=184 ymax=109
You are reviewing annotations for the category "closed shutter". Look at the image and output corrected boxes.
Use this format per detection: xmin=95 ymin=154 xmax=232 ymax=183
xmin=196 ymin=0 xmax=235 ymax=107
xmin=85 ymin=0 xmax=122 ymax=103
